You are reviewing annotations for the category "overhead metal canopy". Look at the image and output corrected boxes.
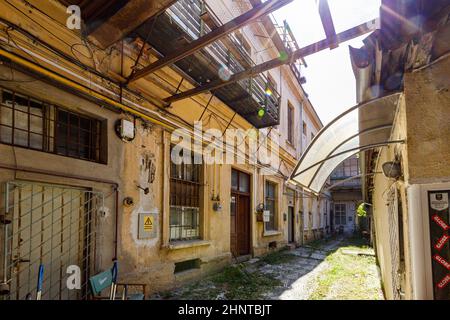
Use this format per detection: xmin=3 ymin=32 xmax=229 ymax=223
xmin=290 ymin=93 xmax=403 ymax=194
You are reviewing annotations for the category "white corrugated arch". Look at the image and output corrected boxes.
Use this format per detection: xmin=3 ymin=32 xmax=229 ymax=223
xmin=290 ymin=93 xmax=404 ymax=194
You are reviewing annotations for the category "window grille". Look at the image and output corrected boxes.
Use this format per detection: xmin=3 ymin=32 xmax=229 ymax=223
xmin=169 ymin=151 xmax=202 ymax=241
xmin=1 ymin=181 xmax=104 ymax=300
xmin=55 ymin=109 xmax=102 ymax=162
xmin=0 ymin=88 xmax=105 ymax=164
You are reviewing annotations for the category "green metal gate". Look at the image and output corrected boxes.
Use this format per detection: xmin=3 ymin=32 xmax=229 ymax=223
xmin=0 ymin=181 xmax=103 ymax=300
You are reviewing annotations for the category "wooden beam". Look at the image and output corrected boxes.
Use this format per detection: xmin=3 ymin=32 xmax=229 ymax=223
xmin=318 ymin=0 xmax=338 ymax=49
xmin=88 ymin=0 xmax=177 ymax=49
xmin=128 ymin=0 xmax=293 ymax=82
xmin=164 ymin=20 xmax=378 ymax=103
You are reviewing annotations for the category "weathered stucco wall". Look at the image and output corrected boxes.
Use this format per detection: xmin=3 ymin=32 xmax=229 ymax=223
xmin=0 ymin=0 xmax=328 ymax=297
xmin=405 ymin=56 xmax=450 ymax=184
xmin=372 ymin=55 xmax=450 ymax=300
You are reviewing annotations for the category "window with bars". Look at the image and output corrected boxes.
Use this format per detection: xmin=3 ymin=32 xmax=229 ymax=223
xmin=55 ymin=109 xmax=103 ymax=162
xmin=169 ymin=149 xmax=203 ymax=241
xmin=265 ymin=180 xmax=277 ymax=231
xmin=0 ymin=88 xmax=105 ymax=163
xmin=335 ymin=203 xmax=346 ymax=225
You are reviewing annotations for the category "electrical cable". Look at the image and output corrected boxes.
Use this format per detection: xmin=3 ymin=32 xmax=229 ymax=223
xmin=1 ymin=3 xmax=291 ymax=177
xmin=4 ymin=0 xmax=96 ymax=66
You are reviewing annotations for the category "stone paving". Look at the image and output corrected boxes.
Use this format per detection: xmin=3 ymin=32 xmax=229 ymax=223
xmin=153 ymin=236 xmax=382 ymax=300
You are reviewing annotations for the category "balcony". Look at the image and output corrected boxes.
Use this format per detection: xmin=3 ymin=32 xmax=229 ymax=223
xmin=134 ymin=0 xmax=281 ymax=128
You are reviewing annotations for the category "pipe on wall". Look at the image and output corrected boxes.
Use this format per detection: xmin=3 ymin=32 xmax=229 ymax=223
xmin=407 ymin=184 xmax=427 ymax=300
xmin=0 ymin=48 xmax=175 ymax=132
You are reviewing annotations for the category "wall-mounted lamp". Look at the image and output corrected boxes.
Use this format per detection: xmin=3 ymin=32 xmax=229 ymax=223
xmin=213 ymin=202 xmax=223 ymax=212
xmin=123 ymin=197 xmax=134 ymax=207
xmin=115 ymin=119 xmax=136 ymax=142
xmin=256 ymin=203 xmax=265 ymax=213
xmin=256 ymin=203 xmax=265 ymax=222
xmin=382 ymin=161 xmax=402 ymax=179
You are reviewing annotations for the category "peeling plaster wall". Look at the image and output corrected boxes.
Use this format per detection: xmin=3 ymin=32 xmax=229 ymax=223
xmin=0 ymin=0 xmax=330 ymax=296
xmin=371 ymin=55 xmax=450 ymax=300
xmin=0 ymin=67 xmax=123 ymax=281
xmin=405 ymin=57 xmax=450 ymax=184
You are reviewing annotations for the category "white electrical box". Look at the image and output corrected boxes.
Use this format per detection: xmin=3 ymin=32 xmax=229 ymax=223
xmin=120 ymin=119 xmax=135 ymax=140
xmin=263 ymin=210 xmax=271 ymax=222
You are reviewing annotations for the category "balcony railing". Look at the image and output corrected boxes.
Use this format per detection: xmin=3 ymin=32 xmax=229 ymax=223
xmin=137 ymin=0 xmax=281 ymax=128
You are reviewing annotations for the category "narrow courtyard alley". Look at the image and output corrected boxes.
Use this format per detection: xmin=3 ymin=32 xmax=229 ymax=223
xmin=153 ymin=237 xmax=384 ymax=300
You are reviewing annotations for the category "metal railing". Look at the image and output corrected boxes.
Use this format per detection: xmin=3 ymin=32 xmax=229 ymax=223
xmin=165 ymin=0 xmax=281 ymax=114
xmin=0 ymin=181 xmax=104 ymax=300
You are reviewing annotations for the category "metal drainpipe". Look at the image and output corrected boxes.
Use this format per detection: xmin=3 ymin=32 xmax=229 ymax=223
xmin=0 ymin=163 xmax=120 ymax=263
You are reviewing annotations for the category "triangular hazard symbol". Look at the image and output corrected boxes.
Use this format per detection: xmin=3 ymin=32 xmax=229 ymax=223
xmin=144 ymin=217 xmax=152 ymax=226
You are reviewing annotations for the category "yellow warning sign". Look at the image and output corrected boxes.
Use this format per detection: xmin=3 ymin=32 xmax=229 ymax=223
xmin=143 ymin=215 xmax=153 ymax=231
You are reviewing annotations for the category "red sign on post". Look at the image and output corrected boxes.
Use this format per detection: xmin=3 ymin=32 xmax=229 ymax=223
xmin=435 ymin=234 xmax=450 ymax=251
xmin=428 ymin=191 xmax=450 ymax=299
xmin=434 ymin=254 xmax=450 ymax=270
xmin=438 ymin=274 xmax=450 ymax=289
xmin=432 ymin=214 xmax=449 ymax=230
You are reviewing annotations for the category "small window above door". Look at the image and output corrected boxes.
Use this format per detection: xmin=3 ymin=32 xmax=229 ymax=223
xmin=231 ymin=169 xmax=250 ymax=194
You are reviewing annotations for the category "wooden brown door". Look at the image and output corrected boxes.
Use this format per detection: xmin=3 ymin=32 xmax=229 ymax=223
xmin=230 ymin=169 xmax=251 ymax=257
xmin=288 ymin=206 xmax=295 ymax=243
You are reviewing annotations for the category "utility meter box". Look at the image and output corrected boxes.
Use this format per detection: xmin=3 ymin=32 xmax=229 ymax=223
xmin=120 ymin=119 xmax=135 ymax=140
xmin=263 ymin=210 xmax=271 ymax=222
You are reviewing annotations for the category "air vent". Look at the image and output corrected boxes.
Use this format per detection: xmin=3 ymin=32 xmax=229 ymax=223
xmin=174 ymin=259 xmax=201 ymax=274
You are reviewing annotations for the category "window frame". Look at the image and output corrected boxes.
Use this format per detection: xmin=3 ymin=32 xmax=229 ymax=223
xmin=0 ymin=87 xmax=106 ymax=164
xmin=169 ymin=147 xmax=204 ymax=242
xmin=264 ymin=180 xmax=278 ymax=231
xmin=55 ymin=108 xmax=104 ymax=163
xmin=334 ymin=203 xmax=346 ymax=226
xmin=287 ymin=102 xmax=295 ymax=145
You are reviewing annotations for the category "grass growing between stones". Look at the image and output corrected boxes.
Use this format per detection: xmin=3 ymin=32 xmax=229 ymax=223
xmin=309 ymin=238 xmax=383 ymax=300
xmin=257 ymin=248 xmax=298 ymax=266
xmin=170 ymin=265 xmax=282 ymax=300
xmin=210 ymin=265 xmax=282 ymax=299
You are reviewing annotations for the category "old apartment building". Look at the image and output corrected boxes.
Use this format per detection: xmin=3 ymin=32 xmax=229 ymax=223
xmin=329 ymin=155 xmax=362 ymax=235
xmin=0 ymin=0 xmax=328 ymax=299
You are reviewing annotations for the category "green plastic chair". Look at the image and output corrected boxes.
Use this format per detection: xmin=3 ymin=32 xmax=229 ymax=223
xmin=89 ymin=262 xmax=145 ymax=300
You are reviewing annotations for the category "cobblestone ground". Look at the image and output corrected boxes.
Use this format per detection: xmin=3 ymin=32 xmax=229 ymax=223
xmin=152 ymin=236 xmax=384 ymax=300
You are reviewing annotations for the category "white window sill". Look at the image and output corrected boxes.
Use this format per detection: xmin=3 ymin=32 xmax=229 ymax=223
xmin=263 ymin=230 xmax=282 ymax=237
xmin=168 ymin=239 xmax=211 ymax=250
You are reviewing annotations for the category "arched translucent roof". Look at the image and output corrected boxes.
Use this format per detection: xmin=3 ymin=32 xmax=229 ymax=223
xmin=290 ymin=93 xmax=402 ymax=194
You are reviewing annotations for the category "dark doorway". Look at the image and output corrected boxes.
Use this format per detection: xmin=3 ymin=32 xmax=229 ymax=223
xmin=288 ymin=206 xmax=295 ymax=243
xmin=230 ymin=169 xmax=251 ymax=256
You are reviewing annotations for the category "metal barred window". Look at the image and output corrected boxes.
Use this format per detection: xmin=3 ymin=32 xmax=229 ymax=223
xmin=55 ymin=109 xmax=102 ymax=162
xmin=0 ymin=88 xmax=105 ymax=164
xmin=169 ymin=149 xmax=202 ymax=241
xmin=265 ymin=181 xmax=277 ymax=231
